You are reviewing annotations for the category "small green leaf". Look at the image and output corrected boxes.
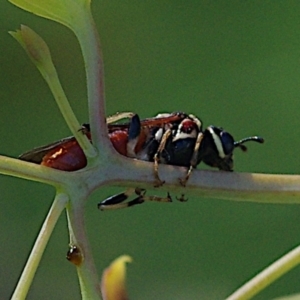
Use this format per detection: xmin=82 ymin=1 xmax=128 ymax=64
xmin=10 ymin=25 xmax=52 ymax=69
xmin=9 ymin=0 xmax=91 ymax=30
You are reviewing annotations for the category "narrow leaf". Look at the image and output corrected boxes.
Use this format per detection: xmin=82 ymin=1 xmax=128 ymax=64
xmin=9 ymin=0 xmax=91 ymax=30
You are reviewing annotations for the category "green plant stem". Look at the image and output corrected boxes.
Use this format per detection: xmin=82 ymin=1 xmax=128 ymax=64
xmin=0 ymin=155 xmax=65 ymax=186
xmin=226 ymin=244 xmax=300 ymax=300
xmin=11 ymin=193 xmax=68 ymax=300
xmin=82 ymin=157 xmax=300 ymax=204
xmin=72 ymin=7 xmax=111 ymax=157
xmin=2 ymin=154 xmax=300 ymax=205
xmin=38 ymin=54 xmax=97 ymax=159
xmin=66 ymin=193 xmax=102 ymax=299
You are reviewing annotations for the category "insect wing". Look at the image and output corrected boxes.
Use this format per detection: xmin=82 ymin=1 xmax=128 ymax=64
xmin=107 ymin=112 xmax=187 ymax=132
xmin=19 ymin=136 xmax=76 ymax=164
xmin=140 ymin=112 xmax=188 ymax=127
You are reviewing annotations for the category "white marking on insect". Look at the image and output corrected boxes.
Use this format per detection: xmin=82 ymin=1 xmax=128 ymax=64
xmin=155 ymin=128 xmax=164 ymax=141
xmin=51 ymin=148 xmax=63 ymax=159
xmin=208 ymin=127 xmax=226 ymax=158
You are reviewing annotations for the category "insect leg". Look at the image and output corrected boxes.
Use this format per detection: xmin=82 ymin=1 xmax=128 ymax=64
xmin=98 ymin=188 xmax=172 ymax=210
xmin=153 ymin=129 xmax=172 ymax=187
xmin=179 ymin=132 xmax=204 ymax=186
xmin=106 ymin=112 xmax=135 ymax=124
xmin=134 ymin=188 xmax=172 ymax=203
xmin=98 ymin=188 xmax=144 ymax=211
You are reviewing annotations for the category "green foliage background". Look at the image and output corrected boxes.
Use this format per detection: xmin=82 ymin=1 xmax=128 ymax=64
xmin=1 ymin=1 xmax=300 ymax=299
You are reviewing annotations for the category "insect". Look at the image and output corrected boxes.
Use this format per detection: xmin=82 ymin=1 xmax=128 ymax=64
xmin=98 ymin=113 xmax=264 ymax=210
xmin=18 ymin=112 xmax=188 ymax=171
xmin=19 ymin=112 xmax=264 ymax=210
xmin=126 ymin=113 xmax=264 ymax=186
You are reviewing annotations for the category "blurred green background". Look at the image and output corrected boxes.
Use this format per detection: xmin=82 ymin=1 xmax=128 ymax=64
xmin=1 ymin=1 xmax=300 ymax=299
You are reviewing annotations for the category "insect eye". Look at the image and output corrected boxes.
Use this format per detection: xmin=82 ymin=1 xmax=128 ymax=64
xmin=220 ymin=131 xmax=235 ymax=155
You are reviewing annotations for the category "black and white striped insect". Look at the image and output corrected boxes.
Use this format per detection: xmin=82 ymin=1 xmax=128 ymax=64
xmin=98 ymin=112 xmax=264 ymax=210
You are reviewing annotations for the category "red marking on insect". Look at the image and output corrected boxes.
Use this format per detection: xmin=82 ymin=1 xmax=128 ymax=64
xmin=41 ymin=139 xmax=87 ymax=171
xmin=180 ymin=119 xmax=199 ymax=134
xmin=108 ymin=130 xmax=129 ymax=156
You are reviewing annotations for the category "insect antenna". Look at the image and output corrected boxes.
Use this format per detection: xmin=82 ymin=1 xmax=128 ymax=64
xmin=234 ymin=136 xmax=264 ymax=152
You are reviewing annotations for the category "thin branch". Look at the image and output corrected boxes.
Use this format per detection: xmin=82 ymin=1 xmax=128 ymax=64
xmin=66 ymin=193 xmax=102 ymax=299
xmin=11 ymin=193 xmax=68 ymax=300
xmin=226 ymin=244 xmax=300 ymax=300
xmin=72 ymin=8 xmax=111 ymax=156
xmin=3 ymin=151 xmax=300 ymax=207
xmin=0 ymin=155 xmax=67 ymax=187
xmin=79 ymin=157 xmax=300 ymax=204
